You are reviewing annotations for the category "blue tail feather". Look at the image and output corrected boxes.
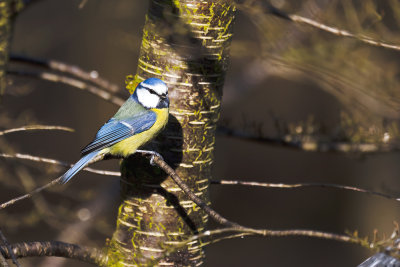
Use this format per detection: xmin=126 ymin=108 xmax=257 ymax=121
xmin=60 ymin=151 xmax=99 ymax=184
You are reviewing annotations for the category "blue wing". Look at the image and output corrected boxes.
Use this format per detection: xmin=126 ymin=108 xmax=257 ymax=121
xmin=81 ymin=111 xmax=157 ymax=155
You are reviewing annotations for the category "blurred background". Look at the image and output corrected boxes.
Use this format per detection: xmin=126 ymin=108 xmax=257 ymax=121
xmin=2 ymin=0 xmax=400 ymax=266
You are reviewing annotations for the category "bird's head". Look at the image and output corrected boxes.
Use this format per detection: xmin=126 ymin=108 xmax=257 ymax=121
xmin=134 ymin=78 xmax=169 ymax=109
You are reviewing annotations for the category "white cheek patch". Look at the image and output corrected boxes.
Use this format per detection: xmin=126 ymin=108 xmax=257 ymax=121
xmin=136 ymin=88 xmax=159 ymax=108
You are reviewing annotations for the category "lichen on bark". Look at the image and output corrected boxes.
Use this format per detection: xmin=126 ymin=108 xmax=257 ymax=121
xmin=0 ymin=0 xmax=12 ymax=94
xmin=0 ymin=0 xmax=23 ymax=94
xmin=106 ymin=1 xmax=236 ymax=266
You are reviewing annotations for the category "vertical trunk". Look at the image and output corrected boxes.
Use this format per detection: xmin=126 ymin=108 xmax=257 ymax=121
xmin=107 ymin=1 xmax=236 ymax=266
xmin=0 ymin=0 xmax=23 ymax=93
xmin=0 ymin=0 xmax=13 ymax=93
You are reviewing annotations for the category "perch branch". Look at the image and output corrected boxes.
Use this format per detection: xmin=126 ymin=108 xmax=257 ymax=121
xmin=137 ymin=152 xmax=242 ymax=228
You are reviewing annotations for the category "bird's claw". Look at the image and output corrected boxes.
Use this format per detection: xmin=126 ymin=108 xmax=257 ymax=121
xmin=136 ymin=150 xmax=163 ymax=166
xmin=150 ymin=151 xmax=164 ymax=166
xmin=150 ymin=155 xmax=156 ymax=166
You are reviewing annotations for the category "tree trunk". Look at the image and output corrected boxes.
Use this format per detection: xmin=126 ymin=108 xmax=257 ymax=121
xmin=0 ymin=0 xmax=23 ymax=93
xmin=0 ymin=0 xmax=12 ymax=93
xmin=106 ymin=1 xmax=236 ymax=266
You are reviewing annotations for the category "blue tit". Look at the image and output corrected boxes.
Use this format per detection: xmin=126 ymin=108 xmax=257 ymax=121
xmin=60 ymin=77 xmax=169 ymax=184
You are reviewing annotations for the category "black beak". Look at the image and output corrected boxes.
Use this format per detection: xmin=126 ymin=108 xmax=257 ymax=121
xmin=158 ymin=95 xmax=169 ymax=108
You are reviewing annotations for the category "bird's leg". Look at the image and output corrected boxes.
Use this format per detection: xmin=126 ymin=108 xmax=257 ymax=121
xmin=136 ymin=150 xmax=164 ymax=166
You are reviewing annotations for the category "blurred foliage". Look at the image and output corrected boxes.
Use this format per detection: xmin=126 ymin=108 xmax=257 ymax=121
xmin=229 ymin=0 xmax=400 ymax=147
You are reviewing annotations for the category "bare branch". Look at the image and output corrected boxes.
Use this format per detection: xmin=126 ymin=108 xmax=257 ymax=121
xmin=0 ymin=125 xmax=73 ymax=136
xmin=15 ymin=166 xmax=65 ymax=229
xmin=176 ymin=227 xmax=360 ymax=247
xmin=8 ymin=70 xmax=125 ymax=106
xmin=0 ymin=230 xmax=19 ymax=267
xmin=0 ymin=153 xmax=116 ymax=210
xmin=217 ymin=126 xmax=393 ymax=153
xmin=0 ymin=177 xmax=62 ymax=210
xmin=211 ymin=180 xmax=400 ymax=202
xmin=10 ymin=55 xmax=121 ymax=94
xmin=287 ymin=14 xmax=400 ymax=51
xmin=0 ymin=241 xmax=108 ymax=267
xmin=238 ymin=1 xmax=400 ymax=52
xmin=0 ymin=153 xmax=120 ymax=177
xmin=157 ymin=223 xmax=369 ymax=266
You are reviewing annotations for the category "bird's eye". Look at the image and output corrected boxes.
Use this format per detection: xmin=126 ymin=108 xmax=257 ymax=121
xmin=147 ymin=89 xmax=159 ymax=96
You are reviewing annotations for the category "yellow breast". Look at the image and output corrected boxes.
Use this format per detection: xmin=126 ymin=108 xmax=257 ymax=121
xmin=108 ymin=108 xmax=169 ymax=157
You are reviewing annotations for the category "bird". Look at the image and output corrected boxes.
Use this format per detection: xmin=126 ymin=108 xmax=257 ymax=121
xmin=59 ymin=77 xmax=169 ymax=184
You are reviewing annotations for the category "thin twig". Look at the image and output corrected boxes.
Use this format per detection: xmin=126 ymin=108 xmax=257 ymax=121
xmin=137 ymin=152 xmax=242 ymax=228
xmin=0 ymin=177 xmax=62 ymax=210
xmin=211 ymin=179 xmax=400 ymax=201
xmin=0 ymin=230 xmax=20 ymax=267
xmin=0 ymin=153 xmax=120 ymax=177
xmin=159 ymin=225 xmax=367 ymax=265
xmin=217 ymin=126 xmax=391 ymax=153
xmin=7 ymin=70 xmax=125 ymax=106
xmin=15 ymin=166 xmax=64 ymax=229
xmin=0 ymin=125 xmax=73 ymax=136
xmin=0 ymin=154 xmax=114 ymax=210
xmin=0 ymin=241 xmax=108 ymax=267
xmin=243 ymin=2 xmax=400 ymax=52
xmin=172 ymin=227 xmax=360 ymax=248
xmin=288 ymin=14 xmax=400 ymax=51
xmin=10 ymin=55 xmax=121 ymax=93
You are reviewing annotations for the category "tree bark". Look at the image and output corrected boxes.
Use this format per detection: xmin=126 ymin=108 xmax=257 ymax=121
xmin=0 ymin=0 xmax=13 ymax=93
xmin=106 ymin=0 xmax=236 ymax=266
xmin=0 ymin=0 xmax=23 ymax=93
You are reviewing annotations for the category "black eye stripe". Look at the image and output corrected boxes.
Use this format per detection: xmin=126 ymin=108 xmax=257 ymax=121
xmin=144 ymin=87 xmax=166 ymax=97
xmin=148 ymin=89 xmax=159 ymax=96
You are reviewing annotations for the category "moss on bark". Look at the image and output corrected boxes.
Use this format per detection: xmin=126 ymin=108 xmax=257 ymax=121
xmin=0 ymin=0 xmax=23 ymax=94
